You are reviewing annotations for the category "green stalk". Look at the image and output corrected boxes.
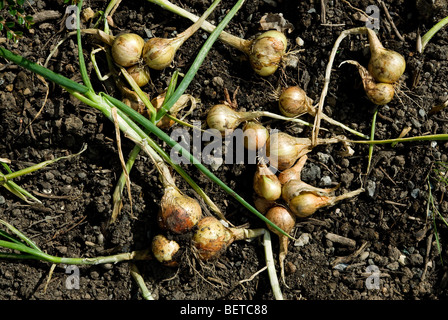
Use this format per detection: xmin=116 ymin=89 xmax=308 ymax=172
xmin=349 ymin=134 xmax=448 ymax=145
xmin=366 ymin=107 xmax=378 ymax=174
xmin=76 ymin=0 xmax=93 ymax=91
xmin=421 ymin=15 xmax=448 ymax=53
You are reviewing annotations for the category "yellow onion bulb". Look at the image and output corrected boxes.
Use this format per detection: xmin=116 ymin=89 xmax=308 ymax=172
xmin=288 ymin=192 xmax=331 ymax=218
xmin=367 ymin=28 xmax=406 ymax=84
xmin=365 ymin=82 xmax=395 ymax=105
xmin=266 ymin=132 xmax=312 ymax=171
xmin=278 ymin=86 xmax=314 ymax=117
xmin=265 ymin=206 xmax=296 ymax=236
xmin=127 ymin=65 xmax=151 ymax=87
xmin=158 ymin=188 xmax=202 ymax=234
xmin=243 ymin=122 xmax=269 ymax=151
xmin=253 ymin=163 xmax=282 ymax=201
xmin=142 ymin=37 xmax=179 ymax=70
xmin=111 ymin=33 xmax=145 ymax=67
xmin=151 ymin=234 xmax=181 ymax=267
xmin=249 ymin=30 xmax=288 ymax=77
xmin=192 ymin=217 xmax=234 ymax=260
xmin=206 ymin=104 xmax=243 ymax=135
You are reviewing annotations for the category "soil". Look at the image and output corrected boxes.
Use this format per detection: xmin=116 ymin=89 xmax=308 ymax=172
xmin=1 ymin=0 xmax=448 ymax=301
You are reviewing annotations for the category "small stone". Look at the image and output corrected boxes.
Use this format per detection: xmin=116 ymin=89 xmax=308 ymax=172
xmin=320 ymin=175 xmax=332 ymax=186
xmin=366 ymin=180 xmax=376 ymax=197
xmin=0 ymin=195 xmax=5 ymax=204
xmin=386 ymin=261 xmax=400 ymax=271
xmin=294 ymin=233 xmax=310 ymax=247
xmin=23 ymin=88 xmax=31 ymax=95
xmin=411 ymin=189 xmax=420 ymax=199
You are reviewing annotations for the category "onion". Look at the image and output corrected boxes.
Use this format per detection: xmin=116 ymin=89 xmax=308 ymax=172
xmin=243 ymin=121 xmax=269 ymax=151
xmin=247 ymin=30 xmax=288 ymax=77
xmin=366 ymin=28 xmax=406 ymax=84
xmin=265 ymin=205 xmax=296 ymax=284
xmin=266 ymin=132 xmax=339 ymax=171
xmin=206 ymin=104 xmax=314 ymax=136
xmin=253 ymin=195 xmax=276 ymax=215
xmin=143 ymin=0 xmax=220 ymax=70
xmin=278 ymin=154 xmax=308 ymax=185
xmin=192 ymin=216 xmax=234 ymax=260
xmin=158 ymin=185 xmax=202 ymax=234
xmin=151 ymin=234 xmax=181 ymax=267
xmin=278 ymin=86 xmax=314 ymax=118
xmin=342 ymin=60 xmax=395 ymax=105
xmin=111 ymin=33 xmax=145 ymax=67
xmin=151 ymin=92 xmax=197 ymax=129
xmin=253 ymin=162 xmax=282 ymax=201
xmin=192 ymin=216 xmax=265 ymax=260
xmin=126 ymin=65 xmax=151 ymax=87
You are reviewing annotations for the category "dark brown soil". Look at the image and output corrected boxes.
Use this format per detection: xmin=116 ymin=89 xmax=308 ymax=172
xmin=1 ymin=0 xmax=448 ymax=301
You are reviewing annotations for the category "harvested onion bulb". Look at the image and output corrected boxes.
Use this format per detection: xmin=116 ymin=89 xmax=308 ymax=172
xmin=366 ymin=28 xmax=406 ymax=84
xmin=280 ymin=156 xmax=364 ymax=218
xmin=143 ymin=0 xmax=220 ymax=70
xmin=243 ymin=121 xmax=269 ymax=151
xmin=278 ymin=86 xmax=314 ymax=118
xmin=158 ymin=185 xmax=202 ymax=234
xmin=247 ymin=30 xmax=288 ymax=77
xmin=342 ymin=60 xmax=395 ymax=105
xmin=253 ymin=162 xmax=282 ymax=201
xmin=111 ymin=33 xmax=145 ymax=67
xmin=151 ymin=234 xmax=181 ymax=267
xmin=192 ymin=216 xmax=235 ymax=260
xmin=206 ymin=104 xmax=313 ymax=136
xmin=265 ymin=131 xmax=339 ymax=171
xmin=126 ymin=65 xmax=151 ymax=87
xmin=265 ymin=206 xmax=296 ymax=284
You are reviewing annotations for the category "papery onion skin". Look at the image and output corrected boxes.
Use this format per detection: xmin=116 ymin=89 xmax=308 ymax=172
xmin=249 ymin=30 xmax=288 ymax=77
xmin=266 ymin=132 xmax=312 ymax=171
xmin=192 ymin=217 xmax=234 ymax=260
xmin=158 ymin=188 xmax=202 ymax=234
xmin=111 ymin=33 xmax=145 ymax=67
xmin=253 ymin=164 xmax=282 ymax=201
xmin=151 ymin=234 xmax=181 ymax=267
xmin=365 ymin=82 xmax=395 ymax=105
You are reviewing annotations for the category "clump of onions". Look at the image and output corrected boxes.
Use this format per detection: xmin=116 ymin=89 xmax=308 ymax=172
xmin=280 ymin=156 xmax=364 ymax=218
xmin=366 ymin=28 xmax=406 ymax=84
xmin=111 ymin=33 xmax=145 ymax=67
xmin=265 ymin=131 xmax=339 ymax=171
xmin=151 ymin=234 xmax=181 ymax=267
xmin=278 ymin=86 xmax=314 ymax=118
xmin=243 ymin=121 xmax=269 ymax=151
xmin=142 ymin=0 xmax=220 ymax=70
xmin=265 ymin=206 xmax=296 ymax=285
xmin=206 ymin=104 xmax=313 ymax=136
xmin=253 ymin=162 xmax=282 ymax=201
xmin=126 ymin=65 xmax=151 ymax=87
xmin=341 ymin=60 xmax=395 ymax=105
xmin=193 ymin=216 xmax=265 ymax=261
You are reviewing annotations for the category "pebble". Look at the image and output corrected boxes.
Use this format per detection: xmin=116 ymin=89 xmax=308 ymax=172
xmin=294 ymin=233 xmax=310 ymax=247
xmin=301 ymin=163 xmax=321 ymax=181
xmin=0 ymin=195 xmax=5 ymax=204
xmin=411 ymin=189 xmax=420 ymax=199
xmin=320 ymin=175 xmax=332 ymax=186
xmin=386 ymin=261 xmax=400 ymax=271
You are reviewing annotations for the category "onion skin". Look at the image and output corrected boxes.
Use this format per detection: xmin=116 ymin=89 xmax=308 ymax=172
xmin=278 ymin=86 xmax=314 ymax=117
xmin=366 ymin=28 xmax=406 ymax=84
xmin=111 ymin=33 xmax=145 ymax=67
xmin=151 ymin=234 xmax=180 ymax=267
xmin=193 ymin=217 xmax=234 ymax=260
xmin=265 ymin=206 xmax=295 ymax=236
xmin=249 ymin=30 xmax=288 ymax=77
xmin=158 ymin=188 xmax=202 ymax=234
